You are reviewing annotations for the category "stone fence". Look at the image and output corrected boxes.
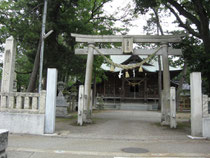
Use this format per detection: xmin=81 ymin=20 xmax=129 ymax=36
xmin=202 ymin=95 xmax=210 ymax=138
xmin=0 ymin=91 xmax=46 ymax=114
xmin=202 ymin=95 xmax=210 ymax=117
xmin=0 ymin=91 xmax=46 ymax=135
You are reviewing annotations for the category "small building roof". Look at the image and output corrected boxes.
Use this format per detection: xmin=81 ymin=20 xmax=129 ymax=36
xmin=101 ymin=55 xmax=182 ymax=72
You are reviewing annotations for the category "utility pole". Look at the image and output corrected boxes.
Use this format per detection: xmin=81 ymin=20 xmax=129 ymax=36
xmin=38 ymin=0 xmax=48 ymax=93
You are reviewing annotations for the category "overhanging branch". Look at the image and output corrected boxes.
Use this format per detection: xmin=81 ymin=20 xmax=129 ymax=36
xmin=167 ymin=0 xmax=201 ymax=30
xmin=166 ymin=4 xmax=201 ymax=38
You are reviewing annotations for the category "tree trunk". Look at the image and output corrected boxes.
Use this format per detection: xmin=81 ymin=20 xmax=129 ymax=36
xmin=202 ymin=36 xmax=210 ymax=95
xmin=26 ymin=38 xmax=41 ymax=92
xmin=153 ymin=8 xmax=163 ymax=110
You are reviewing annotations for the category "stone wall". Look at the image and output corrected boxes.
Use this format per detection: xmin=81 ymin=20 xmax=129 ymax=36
xmin=0 ymin=91 xmax=46 ymax=135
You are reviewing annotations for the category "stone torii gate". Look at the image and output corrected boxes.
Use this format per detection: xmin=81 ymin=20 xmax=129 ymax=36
xmin=71 ymin=33 xmax=183 ymax=126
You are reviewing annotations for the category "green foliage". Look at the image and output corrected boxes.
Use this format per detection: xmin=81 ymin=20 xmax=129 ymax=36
xmin=134 ymin=0 xmax=210 ymax=93
xmin=172 ymin=36 xmax=209 ymax=92
xmin=134 ymin=0 xmax=160 ymax=14
xmin=0 ymin=68 xmax=2 ymax=80
xmin=15 ymin=52 xmax=33 ymax=91
xmin=0 ymin=0 xmax=129 ymax=90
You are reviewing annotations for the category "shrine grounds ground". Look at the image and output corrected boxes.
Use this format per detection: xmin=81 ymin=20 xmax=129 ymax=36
xmin=7 ymin=110 xmax=210 ymax=158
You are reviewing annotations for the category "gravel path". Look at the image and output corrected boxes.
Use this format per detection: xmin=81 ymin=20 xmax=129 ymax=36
xmin=55 ymin=110 xmax=190 ymax=140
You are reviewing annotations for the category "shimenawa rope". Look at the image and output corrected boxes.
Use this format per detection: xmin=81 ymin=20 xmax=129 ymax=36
xmin=88 ymin=45 xmax=164 ymax=70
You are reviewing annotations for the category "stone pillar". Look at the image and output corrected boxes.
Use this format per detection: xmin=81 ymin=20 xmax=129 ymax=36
xmin=161 ymin=43 xmax=170 ymax=125
xmin=1 ymin=36 xmax=16 ymax=93
xmin=32 ymin=97 xmax=38 ymax=110
xmin=170 ymin=87 xmax=176 ymax=128
xmin=84 ymin=44 xmax=94 ymax=122
xmin=190 ymin=72 xmax=202 ymax=136
xmin=1 ymin=96 xmax=7 ymax=108
xmin=9 ymin=96 xmax=14 ymax=109
xmin=45 ymin=68 xmax=57 ymax=134
xmin=0 ymin=129 xmax=9 ymax=158
xmin=16 ymin=96 xmax=22 ymax=109
xmin=160 ymin=90 xmax=164 ymax=122
xmin=78 ymin=85 xmax=84 ymax=126
xmin=24 ymin=96 xmax=30 ymax=109
xmin=39 ymin=90 xmax=46 ymax=114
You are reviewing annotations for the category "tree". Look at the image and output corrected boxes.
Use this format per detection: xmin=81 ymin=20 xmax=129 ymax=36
xmin=134 ymin=0 xmax=210 ymax=94
xmin=0 ymin=0 xmax=127 ymax=92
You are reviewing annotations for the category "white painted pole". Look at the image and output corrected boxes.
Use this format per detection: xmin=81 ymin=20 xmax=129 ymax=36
xmin=190 ymin=72 xmax=202 ymax=136
xmin=45 ymin=68 xmax=57 ymax=134
xmin=39 ymin=0 xmax=48 ymax=93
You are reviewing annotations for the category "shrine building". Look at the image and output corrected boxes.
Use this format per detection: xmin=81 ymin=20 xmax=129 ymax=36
xmin=96 ymin=55 xmax=181 ymax=109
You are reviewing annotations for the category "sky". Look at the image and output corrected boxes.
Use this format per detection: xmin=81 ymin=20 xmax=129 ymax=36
xmin=103 ymin=0 xmax=147 ymax=34
xmin=103 ymin=0 xmax=181 ymax=35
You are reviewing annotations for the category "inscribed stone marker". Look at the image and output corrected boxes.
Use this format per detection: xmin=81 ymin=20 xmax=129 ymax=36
xmin=1 ymin=36 xmax=16 ymax=93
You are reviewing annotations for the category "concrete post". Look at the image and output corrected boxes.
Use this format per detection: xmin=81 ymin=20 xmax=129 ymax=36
xmin=190 ymin=72 xmax=202 ymax=136
xmin=1 ymin=36 xmax=16 ymax=93
xmin=84 ymin=44 xmax=94 ymax=122
xmin=78 ymin=85 xmax=84 ymax=126
xmin=45 ymin=68 xmax=57 ymax=134
xmin=170 ymin=87 xmax=176 ymax=128
xmin=161 ymin=43 xmax=170 ymax=125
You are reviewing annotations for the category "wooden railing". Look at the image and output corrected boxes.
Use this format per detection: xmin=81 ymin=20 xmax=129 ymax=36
xmin=0 ymin=91 xmax=46 ymax=114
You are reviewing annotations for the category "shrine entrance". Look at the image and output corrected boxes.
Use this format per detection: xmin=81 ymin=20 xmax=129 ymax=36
xmin=71 ymin=33 xmax=183 ymax=128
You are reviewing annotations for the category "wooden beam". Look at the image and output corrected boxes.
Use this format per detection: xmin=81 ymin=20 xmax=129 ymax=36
xmin=75 ymin=48 xmax=182 ymax=55
xmin=71 ymin=33 xmax=184 ymax=43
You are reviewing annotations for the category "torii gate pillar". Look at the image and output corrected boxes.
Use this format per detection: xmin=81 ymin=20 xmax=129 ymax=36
xmin=83 ymin=43 xmax=94 ymax=122
xmin=161 ymin=43 xmax=170 ymax=125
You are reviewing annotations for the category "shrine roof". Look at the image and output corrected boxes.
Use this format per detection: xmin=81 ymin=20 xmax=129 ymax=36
xmin=101 ymin=55 xmax=182 ymax=72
